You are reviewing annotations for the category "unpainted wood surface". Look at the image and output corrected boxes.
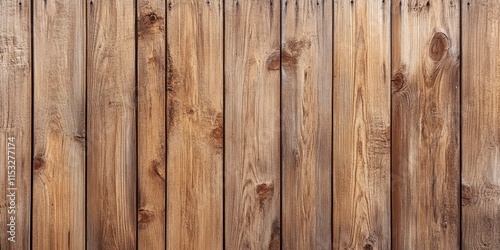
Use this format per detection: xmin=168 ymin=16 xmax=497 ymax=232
xmin=333 ymin=0 xmax=391 ymax=249
xmin=33 ymin=0 xmax=86 ymax=249
xmin=137 ymin=0 xmax=166 ymax=249
xmin=2 ymin=1 xmax=500 ymax=249
xmin=462 ymin=0 xmax=500 ymax=248
xmin=0 ymin=1 xmax=31 ymax=249
xmin=87 ymin=0 xmax=137 ymax=248
xmin=282 ymin=0 xmax=332 ymax=249
xmin=224 ymin=0 xmax=281 ymax=248
xmin=391 ymin=0 xmax=460 ymax=249
xmin=166 ymin=0 xmax=223 ymax=249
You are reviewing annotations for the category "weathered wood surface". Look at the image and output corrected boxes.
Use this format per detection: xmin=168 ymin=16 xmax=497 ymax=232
xmin=462 ymin=0 xmax=500 ymax=248
xmin=1 ymin=1 xmax=500 ymax=248
xmin=137 ymin=0 xmax=166 ymax=249
xmin=282 ymin=0 xmax=332 ymax=249
xmin=0 ymin=1 xmax=31 ymax=249
xmin=333 ymin=0 xmax=391 ymax=249
xmin=33 ymin=0 xmax=86 ymax=249
xmin=87 ymin=0 xmax=137 ymax=248
xmin=392 ymin=0 xmax=460 ymax=249
xmin=166 ymin=0 xmax=223 ymax=249
xmin=224 ymin=0 xmax=281 ymax=248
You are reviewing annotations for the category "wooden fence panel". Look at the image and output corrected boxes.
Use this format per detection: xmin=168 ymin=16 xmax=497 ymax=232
xmin=391 ymin=0 xmax=460 ymax=249
xmin=462 ymin=0 xmax=500 ymax=248
xmin=333 ymin=0 xmax=391 ymax=249
xmin=3 ymin=1 xmax=500 ymax=248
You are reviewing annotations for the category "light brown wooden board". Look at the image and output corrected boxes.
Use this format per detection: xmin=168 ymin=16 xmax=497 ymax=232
xmin=166 ymin=0 xmax=223 ymax=249
xmin=333 ymin=0 xmax=391 ymax=249
xmin=224 ymin=0 xmax=281 ymax=248
xmin=391 ymin=0 xmax=460 ymax=249
xmin=282 ymin=0 xmax=332 ymax=248
xmin=87 ymin=0 xmax=137 ymax=248
xmin=0 ymin=1 xmax=31 ymax=249
xmin=137 ymin=0 xmax=166 ymax=249
xmin=32 ymin=0 xmax=86 ymax=249
xmin=462 ymin=0 xmax=500 ymax=248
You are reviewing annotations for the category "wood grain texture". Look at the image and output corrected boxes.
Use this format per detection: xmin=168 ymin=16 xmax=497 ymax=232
xmin=333 ymin=0 xmax=391 ymax=249
xmin=137 ymin=0 xmax=165 ymax=249
xmin=166 ymin=0 xmax=223 ymax=249
xmin=0 ymin=1 xmax=31 ymax=249
xmin=87 ymin=0 xmax=137 ymax=248
xmin=462 ymin=0 xmax=500 ymax=248
xmin=391 ymin=0 xmax=460 ymax=249
xmin=224 ymin=0 xmax=281 ymax=248
xmin=33 ymin=0 xmax=86 ymax=249
xmin=282 ymin=0 xmax=332 ymax=249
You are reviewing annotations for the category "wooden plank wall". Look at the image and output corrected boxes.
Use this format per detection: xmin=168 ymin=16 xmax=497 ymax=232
xmin=0 ymin=0 xmax=500 ymax=249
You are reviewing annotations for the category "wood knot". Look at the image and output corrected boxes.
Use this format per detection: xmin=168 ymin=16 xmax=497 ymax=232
xmin=266 ymin=51 xmax=280 ymax=70
xmin=138 ymin=12 xmax=163 ymax=37
xmin=256 ymin=183 xmax=274 ymax=196
xmin=150 ymin=160 xmax=165 ymax=181
xmin=364 ymin=244 xmax=373 ymax=250
xmin=138 ymin=209 xmax=155 ymax=227
xmin=33 ymin=155 xmax=46 ymax=173
xmin=462 ymin=184 xmax=472 ymax=206
xmin=391 ymin=72 xmax=406 ymax=91
xmin=429 ymin=32 xmax=449 ymax=61
xmin=268 ymin=219 xmax=280 ymax=249
xmin=149 ymin=13 xmax=158 ymax=23
xmin=266 ymin=39 xmax=311 ymax=70
xmin=211 ymin=127 xmax=223 ymax=147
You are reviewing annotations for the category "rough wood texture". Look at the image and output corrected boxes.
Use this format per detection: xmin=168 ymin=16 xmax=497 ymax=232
xmin=87 ymin=0 xmax=137 ymax=248
xmin=391 ymin=0 xmax=460 ymax=249
xmin=333 ymin=0 xmax=391 ymax=249
xmin=166 ymin=0 xmax=223 ymax=249
xmin=33 ymin=0 xmax=86 ymax=249
xmin=137 ymin=0 xmax=166 ymax=249
xmin=282 ymin=0 xmax=332 ymax=249
xmin=0 ymin=1 xmax=31 ymax=249
xmin=462 ymin=1 xmax=500 ymax=248
xmin=224 ymin=0 xmax=281 ymax=248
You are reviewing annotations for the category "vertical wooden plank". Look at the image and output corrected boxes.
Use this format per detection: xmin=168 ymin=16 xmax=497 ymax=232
xmin=462 ymin=1 xmax=500 ymax=248
xmin=225 ymin=0 xmax=281 ymax=248
xmin=137 ymin=0 xmax=165 ymax=249
xmin=333 ymin=0 xmax=391 ymax=249
xmin=282 ymin=0 xmax=332 ymax=248
xmin=87 ymin=0 xmax=136 ymax=248
xmin=391 ymin=0 xmax=460 ymax=249
xmin=0 ymin=1 xmax=31 ymax=249
xmin=32 ymin=0 xmax=86 ymax=249
xmin=166 ymin=0 xmax=223 ymax=249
